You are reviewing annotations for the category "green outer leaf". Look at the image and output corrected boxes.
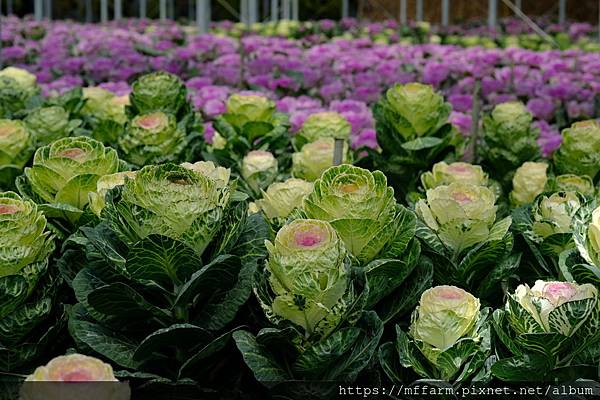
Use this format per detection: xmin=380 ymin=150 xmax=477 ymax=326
xmin=233 ymin=330 xmax=289 ymax=388
xmin=364 ymin=239 xmax=420 ymax=308
xmin=68 ymin=305 xmax=139 ymax=369
xmin=491 ymin=354 xmax=553 ymax=382
xmin=125 ymin=235 xmax=202 ymax=289
xmin=378 ymin=342 xmax=403 ymax=384
xmin=475 ymin=252 xmax=521 ymax=299
xmin=292 ymin=327 xmax=361 ymax=380
xmin=178 ymin=328 xmax=236 ymax=379
xmin=401 ymin=137 xmax=443 ymax=151
xmin=327 ymin=311 xmax=384 ymax=382
xmin=132 ymin=323 xmax=212 ymax=363
xmin=175 ymin=255 xmax=238 ymax=308
xmin=375 ymin=255 xmax=434 ymax=323
xmin=86 ymin=282 xmax=172 ymax=323
xmin=55 ymin=173 xmax=99 ymax=210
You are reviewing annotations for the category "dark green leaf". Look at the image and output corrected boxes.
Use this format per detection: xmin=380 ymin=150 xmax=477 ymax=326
xmin=233 ymin=330 xmax=289 ymax=388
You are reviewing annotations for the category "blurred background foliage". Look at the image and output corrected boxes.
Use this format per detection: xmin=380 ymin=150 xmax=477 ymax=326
xmin=1 ymin=0 xmax=598 ymax=23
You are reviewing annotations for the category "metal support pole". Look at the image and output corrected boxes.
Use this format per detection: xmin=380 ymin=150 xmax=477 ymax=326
xmin=159 ymin=0 xmax=167 ymax=19
xmin=140 ymin=0 xmax=147 ymax=18
xmin=240 ymin=0 xmax=248 ymax=25
xmin=45 ymin=0 xmax=52 ymax=19
xmin=292 ymin=0 xmax=299 ymax=20
xmin=197 ymin=0 xmax=210 ymax=33
xmin=333 ymin=139 xmax=345 ymax=166
xmin=515 ymin=0 xmax=522 ymax=10
xmin=35 ymin=0 xmax=43 ymax=20
xmin=442 ymin=0 xmax=449 ymax=26
xmin=168 ymin=0 xmax=175 ymax=19
xmin=114 ymin=0 xmax=122 ymax=20
xmin=399 ymin=0 xmax=407 ymax=24
xmin=342 ymin=0 xmax=349 ymax=18
xmin=249 ymin=0 xmax=258 ymax=23
xmin=282 ymin=0 xmax=290 ymax=19
xmin=271 ymin=0 xmax=279 ymax=21
xmin=85 ymin=0 xmax=92 ymax=21
xmin=559 ymin=0 xmax=566 ymax=24
xmin=488 ymin=0 xmax=497 ymax=28
xmin=7 ymin=0 xmax=13 ymax=15
xmin=416 ymin=0 xmax=423 ymax=21
xmin=100 ymin=0 xmax=108 ymax=22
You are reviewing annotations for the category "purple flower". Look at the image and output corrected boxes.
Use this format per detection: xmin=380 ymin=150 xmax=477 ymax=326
xmin=534 ymin=120 xmax=562 ymax=156
xmin=352 ymin=128 xmax=378 ymax=149
xmin=203 ymin=99 xmax=226 ymax=118
xmin=448 ymin=94 xmax=473 ymax=113
xmin=527 ymin=98 xmax=555 ymax=121
xmin=449 ymin=112 xmax=472 ymax=136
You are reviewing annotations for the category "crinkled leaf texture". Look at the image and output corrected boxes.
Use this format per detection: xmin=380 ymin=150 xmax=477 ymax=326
xmin=233 ymin=311 xmax=383 ymax=396
xmin=0 ymin=259 xmax=67 ymax=372
xmin=416 ymin=217 xmax=516 ymax=299
xmin=66 ymin=211 xmax=270 ymax=383
xmin=379 ymin=308 xmax=492 ymax=383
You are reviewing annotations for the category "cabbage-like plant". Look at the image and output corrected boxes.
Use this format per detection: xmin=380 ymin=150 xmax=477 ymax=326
xmin=21 ymin=354 xmax=130 ymax=400
xmin=512 ymin=191 xmax=585 ymax=280
xmin=88 ymin=171 xmax=137 ymax=217
xmin=66 ymin=163 xmax=269 ymax=385
xmin=371 ymin=82 xmax=460 ymax=197
xmin=510 ymin=162 xmax=548 ymax=207
xmin=254 ymin=178 xmax=313 ymax=221
xmin=81 ymin=88 xmax=129 ymax=145
xmin=547 ymin=174 xmax=597 ymax=199
xmin=17 ymin=136 xmax=121 ymax=226
xmin=0 ymin=119 xmax=36 ymax=189
xmin=382 ymin=83 xmax=452 ymax=140
xmin=530 ymin=192 xmax=582 ymax=240
xmin=128 ymin=71 xmax=188 ymax=117
xmin=553 ymin=120 xmax=600 ymax=181
xmin=304 ymin=165 xmax=426 ymax=320
xmin=118 ymin=112 xmax=186 ymax=167
xmin=492 ymin=280 xmax=600 ymax=381
xmin=24 ymin=106 xmax=81 ymax=147
xmin=292 ymin=138 xmax=348 ymax=182
xmin=481 ymin=102 xmax=540 ymax=182
xmin=223 ymin=94 xmax=276 ymax=132
xmin=82 ymin=88 xmax=128 ymax=125
xmin=379 ymin=286 xmax=491 ymax=383
xmin=208 ymin=94 xmax=291 ymax=170
xmin=0 ymin=67 xmax=40 ymax=118
xmin=234 ymin=219 xmax=382 ymax=395
xmin=294 ymin=111 xmax=351 ymax=148
xmin=415 ymin=182 xmax=517 ymax=298
xmin=241 ymin=150 xmax=278 ymax=194
xmin=560 ymin=203 xmax=600 ymax=285
xmin=263 ymin=219 xmax=351 ymax=337
xmin=421 ymin=162 xmax=489 ymax=190
xmin=0 ymin=192 xmax=65 ymax=372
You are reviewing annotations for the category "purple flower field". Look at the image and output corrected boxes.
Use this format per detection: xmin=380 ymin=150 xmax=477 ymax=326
xmin=2 ymin=16 xmax=599 ymax=155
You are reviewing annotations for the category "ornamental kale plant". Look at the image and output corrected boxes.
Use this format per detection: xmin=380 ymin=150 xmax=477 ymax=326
xmin=0 ymin=192 xmax=65 ymax=372
xmin=234 ymin=219 xmax=382 ymax=397
xmin=17 ymin=136 xmax=122 ymax=228
xmin=481 ymin=102 xmax=541 ymax=184
xmin=380 ymin=286 xmax=491 ymax=383
xmin=415 ymin=182 xmax=518 ymax=298
xmin=492 ymin=280 xmax=600 ymax=381
xmin=66 ymin=163 xmax=269 ymax=387
xmin=370 ymin=82 xmax=461 ymax=196
xmin=303 ymin=165 xmax=429 ymax=321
